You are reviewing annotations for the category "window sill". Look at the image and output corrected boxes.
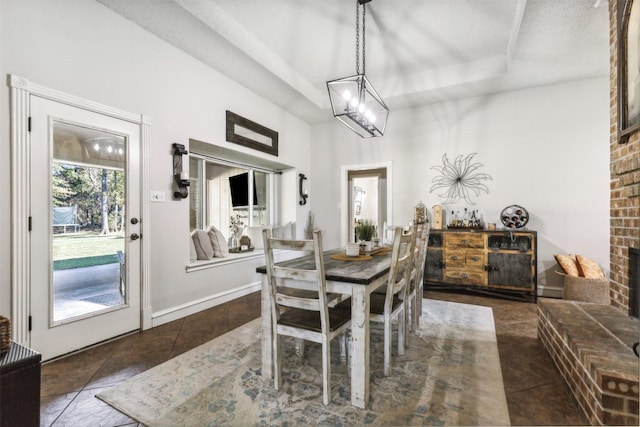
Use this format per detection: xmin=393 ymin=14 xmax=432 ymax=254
xmin=186 ymin=249 xmax=278 ymax=273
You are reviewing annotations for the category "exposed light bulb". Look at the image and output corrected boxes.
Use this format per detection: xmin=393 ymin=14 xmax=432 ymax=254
xmin=350 ymin=98 xmax=359 ymax=108
xmin=118 ymin=148 xmax=123 ymax=155
xmin=358 ymin=104 xmax=365 ymax=113
xmin=342 ymin=90 xmax=351 ymax=101
xmin=107 ymin=146 xmax=113 ymax=153
xmin=94 ymin=143 xmax=100 ymax=151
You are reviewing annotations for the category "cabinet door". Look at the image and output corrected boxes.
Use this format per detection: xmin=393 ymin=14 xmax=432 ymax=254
xmin=425 ymin=249 xmax=443 ymax=281
xmin=488 ymin=253 xmax=533 ymax=290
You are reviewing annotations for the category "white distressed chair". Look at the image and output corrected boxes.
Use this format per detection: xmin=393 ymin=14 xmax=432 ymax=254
xmin=407 ymin=224 xmax=430 ymax=332
xmin=342 ymin=226 xmax=416 ymax=376
xmin=262 ymin=229 xmax=351 ymax=405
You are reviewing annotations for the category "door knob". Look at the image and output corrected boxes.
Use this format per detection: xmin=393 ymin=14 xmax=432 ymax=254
xmin=130 ymin=233 xmax=140 ymax=241
xmin=130 ymin=218 xmax=139 ymax=225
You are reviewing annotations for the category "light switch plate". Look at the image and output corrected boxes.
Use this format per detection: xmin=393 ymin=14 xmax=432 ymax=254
xmin=151 ymin=191 xmax=165 ymax=202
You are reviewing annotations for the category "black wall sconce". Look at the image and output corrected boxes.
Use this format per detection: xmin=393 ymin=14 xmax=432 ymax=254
xmin=299 ymin=173 xmax=308 ymax=205
xmin=173 ymin=143 xmax=189 ymax=199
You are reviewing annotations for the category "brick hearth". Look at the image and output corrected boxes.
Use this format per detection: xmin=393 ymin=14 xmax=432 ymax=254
xmin=538 ymin=299 xmax=639 ymax=425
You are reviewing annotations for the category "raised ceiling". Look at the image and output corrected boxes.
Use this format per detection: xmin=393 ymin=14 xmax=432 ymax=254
xmin=98 ymin=0 xmax=610 ymax=124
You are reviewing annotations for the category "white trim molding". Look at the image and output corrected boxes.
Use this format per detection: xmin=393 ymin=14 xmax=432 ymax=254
xmin=8 ymin=74 xmax=152 ymax=345
xmin=340 ymin=161 xmax=393 ymax=247
xmin=9 ymin=76 xmax=32 ymax=345
xmin=151 ymin=282 xmax=261 ymax=327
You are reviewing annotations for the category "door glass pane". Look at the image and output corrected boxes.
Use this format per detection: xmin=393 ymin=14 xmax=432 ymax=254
xmin=52 ymin=121 xmax=126 ymax=324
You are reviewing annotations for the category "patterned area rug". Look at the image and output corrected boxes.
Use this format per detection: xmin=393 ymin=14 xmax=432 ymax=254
xmin=97 ymin=299 xmax=509 ymax=426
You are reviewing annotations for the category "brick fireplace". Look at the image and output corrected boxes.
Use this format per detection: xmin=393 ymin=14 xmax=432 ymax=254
xmin=609 ymin=0 xmax=640 ymax=314
xmin=537 ymin=2 xmax=639 ymax=426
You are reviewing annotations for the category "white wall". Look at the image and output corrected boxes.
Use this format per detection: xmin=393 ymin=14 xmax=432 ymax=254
xmin=0 ymin=0 xmax=311 ymax=317
xmin=311 ymin=77 xmax=610 ymax=296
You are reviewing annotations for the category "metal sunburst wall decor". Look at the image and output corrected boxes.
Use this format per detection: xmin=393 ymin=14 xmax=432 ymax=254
xmin=429 ymin=153 xmax=492 ymax=205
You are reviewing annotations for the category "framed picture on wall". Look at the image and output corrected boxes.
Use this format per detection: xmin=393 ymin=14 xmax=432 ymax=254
xmin=226 ymin=110 xmax=279 ymax=156
xmin=618 ymin=0 xmax=640 ymax=143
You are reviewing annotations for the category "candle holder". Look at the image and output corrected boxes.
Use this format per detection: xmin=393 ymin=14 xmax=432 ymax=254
xmin=173 ymin=143 xmax=190 ymax=199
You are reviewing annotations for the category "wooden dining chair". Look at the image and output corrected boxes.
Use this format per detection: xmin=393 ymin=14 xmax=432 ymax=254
xmin=262 ymin=229 xmax=351 ymax=405
xmin=342 ymin=226 xmax=416 ymax=376
xmin=407 ymin=224 xmax=430 ymax=332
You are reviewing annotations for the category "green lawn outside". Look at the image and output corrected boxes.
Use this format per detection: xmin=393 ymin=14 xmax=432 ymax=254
xmin=53 ymin=232 xmax=124 ymax=270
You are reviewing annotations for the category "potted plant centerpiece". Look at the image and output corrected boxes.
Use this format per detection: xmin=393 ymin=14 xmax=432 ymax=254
xmin=355 ymin=219 xmax=377 ymax=252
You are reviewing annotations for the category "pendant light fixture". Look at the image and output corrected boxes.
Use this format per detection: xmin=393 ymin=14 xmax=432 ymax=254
xmin=326 ymin=0 xmax=388 ymax=138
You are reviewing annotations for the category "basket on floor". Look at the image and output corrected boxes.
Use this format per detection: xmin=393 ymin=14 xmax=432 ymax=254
xmin=555 ymin=271 xmax=610 ymax=305
xmin=0 ymin=315 xmax=10 ymax=353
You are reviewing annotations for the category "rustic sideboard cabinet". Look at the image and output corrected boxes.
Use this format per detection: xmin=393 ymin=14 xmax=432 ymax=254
xmin=424 ymin=229 xmax=537 ymax=302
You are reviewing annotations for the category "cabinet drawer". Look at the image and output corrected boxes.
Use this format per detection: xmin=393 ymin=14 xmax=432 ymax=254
xmin=444 ymin=249 xmax=484 ymax=268
xmin=444 ymin=268 xmax=487 ymax=285
xmin=466 ymin=250 xmax=485 ymax=268
xmin=445 ymin=250 xmax=466 ymax=267
xmin=446 ymin=233 xmax=483 ymax=249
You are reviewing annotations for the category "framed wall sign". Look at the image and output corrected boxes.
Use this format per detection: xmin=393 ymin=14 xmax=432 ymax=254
xmin=226 ymin=110 xmax=278 ymax=156
xmin=618 ymin=0 xmax=640 ymax=143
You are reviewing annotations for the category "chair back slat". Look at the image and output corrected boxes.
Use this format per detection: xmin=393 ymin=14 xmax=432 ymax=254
xmin=276 ymin=294 xmax=321 ymax=311
xmin=269 ymin=238 xmax=315 ymax=252
xmin=262 ymin=228 xmax=329 ymax=333
xmin=412 ymin=224 xmax=430 ymax=281
xmin=386 ymin=226 xmax=417 ymax=300
xmin=272 ymin=266 xmax=319 ymax=282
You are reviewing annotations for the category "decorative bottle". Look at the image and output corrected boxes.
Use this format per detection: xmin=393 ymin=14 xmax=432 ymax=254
xmin=462 ymin=208 xmax=470 ymax=227
xmin=470 ymin=209 xmax=478 ymax=227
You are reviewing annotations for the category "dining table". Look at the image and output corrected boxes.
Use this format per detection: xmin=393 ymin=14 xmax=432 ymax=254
xmin=256 ymin=247 xmax=392 ymax=409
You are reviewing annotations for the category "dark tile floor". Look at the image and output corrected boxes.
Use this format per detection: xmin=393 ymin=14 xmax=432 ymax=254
xmin=40 ymin=290 xmax=588 ymax=426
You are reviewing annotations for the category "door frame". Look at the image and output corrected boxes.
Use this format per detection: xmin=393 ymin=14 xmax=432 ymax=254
xmin=340 ymin=161 xmax=393 ymax=247
xmin=8 ymin=74 xmax=152 ymax=346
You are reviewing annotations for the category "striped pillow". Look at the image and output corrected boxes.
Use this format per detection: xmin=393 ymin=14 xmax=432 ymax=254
xmin=554 ymin=254 xmax=579 ymax=276
xmin=576 ymin=255 xmax=605 ymax=279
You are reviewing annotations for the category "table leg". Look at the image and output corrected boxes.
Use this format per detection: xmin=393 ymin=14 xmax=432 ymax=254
xmin=261 ymin=275 xmax=273 ymax=379
xmin=350 ymin=286 xmax=370 ymax=408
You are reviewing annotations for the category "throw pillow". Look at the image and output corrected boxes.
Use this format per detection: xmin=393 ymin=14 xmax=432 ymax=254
xmin=208 ymin=226 xmax=229 ymax=258
xmin=576 ymin=255 xmax=605 ymax=279
xmin=554 ymin=254 xmax=579 ymax=276
xmin=193 ymin=230 xmax=214 ymax=260
xmin=189 ymin=232 xmax=198 ymax=263
xmin=245 ymin=226 xmax=266 ymax=249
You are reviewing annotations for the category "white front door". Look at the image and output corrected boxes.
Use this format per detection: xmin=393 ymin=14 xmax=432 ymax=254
xmin=30 ymin=96 xmax=141 ymax=361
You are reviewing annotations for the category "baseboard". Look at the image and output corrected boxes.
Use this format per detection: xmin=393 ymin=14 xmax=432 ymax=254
xmin=151 ymin=281 xmax=261 ymax=327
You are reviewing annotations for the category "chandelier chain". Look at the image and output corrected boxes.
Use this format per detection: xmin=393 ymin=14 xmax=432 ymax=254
xmin=362 ymin=2 xmax=366 ymax=75
xmin=355 ymin=1 xmax=360 ymax=75
xmin=355 ymin=1 xmax=367 ymax=75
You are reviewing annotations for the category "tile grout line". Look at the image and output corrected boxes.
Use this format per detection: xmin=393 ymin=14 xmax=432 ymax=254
xmin=45 ymin=336 xmax=126 ymax=426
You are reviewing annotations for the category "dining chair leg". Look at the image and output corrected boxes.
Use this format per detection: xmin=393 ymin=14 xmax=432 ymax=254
xmin=398 ymin=307 xmax=406 ymax=356
xmin=340 ymin=334 xmax=347 ymax=364
xmin=383 ymin=316 xmax=392 ymax=376
xmin=346 ymin=331 xmax=352 ymax=371
xmin=273 ymin=334 xmax=282 ymax=391
xmin=411 ymin=292 xmax=418 ymax=331
xmin=417 ymin=282 xmax=423 ymax=326
xmin=295 ymin=338 xmax=305 ymax=357
xmin=322 ymin=340 xmax=331 ymax=405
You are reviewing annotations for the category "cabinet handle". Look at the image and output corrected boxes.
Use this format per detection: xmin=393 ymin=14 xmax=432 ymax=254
xmin=461 ymin=273 xmax=469 ymax=279
xmin=450 ymin=255 xmax=458 ymax=261
xmin=461 ymin=239 xmax=469 ymax=244
xmin=471 ymin=256 xmax=479 ymax=262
